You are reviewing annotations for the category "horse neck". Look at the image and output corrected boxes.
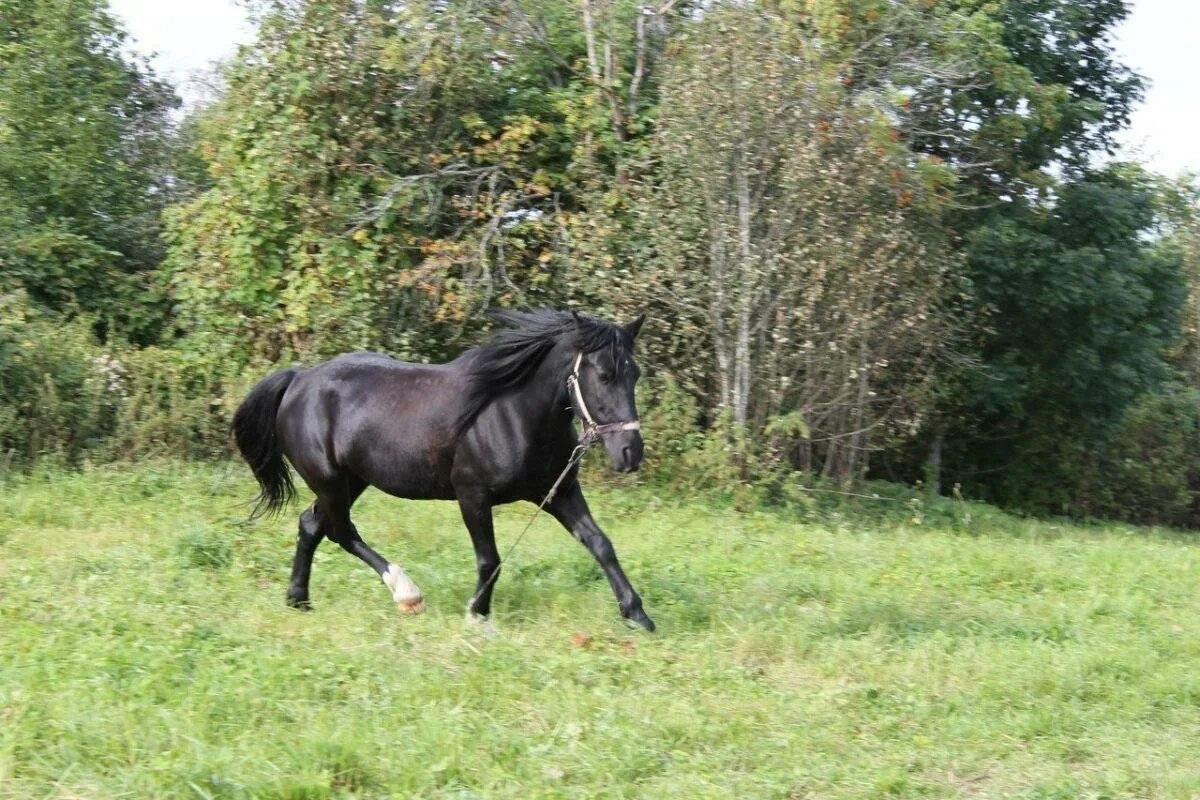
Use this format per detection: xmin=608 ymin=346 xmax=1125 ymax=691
xmin=510 ymin=345 xmax=575 ymax=433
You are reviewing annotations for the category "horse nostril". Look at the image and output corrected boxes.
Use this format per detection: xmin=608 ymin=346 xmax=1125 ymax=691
xmin=621 ymin=446 xmax=632 ymax=466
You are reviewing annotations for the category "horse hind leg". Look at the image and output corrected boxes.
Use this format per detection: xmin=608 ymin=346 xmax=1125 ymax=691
xmin=285 ymin=504 xmax=324 ymax=610
xmin=320 ymin=490 xmax=426 ymax=615
xmin=382 ymin=564 xmax=426 ymax=614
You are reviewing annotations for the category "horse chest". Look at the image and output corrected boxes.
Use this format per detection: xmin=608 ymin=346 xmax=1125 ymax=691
xmin=457 ymin=435 xmax=575 ymax=503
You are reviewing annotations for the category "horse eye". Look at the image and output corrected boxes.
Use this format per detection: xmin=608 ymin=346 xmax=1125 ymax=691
xmin=599 ymin=373 xmax=612 ymax=384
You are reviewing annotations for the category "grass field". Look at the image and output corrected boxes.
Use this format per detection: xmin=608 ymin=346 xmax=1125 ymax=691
xmin=3 ymin=462 xmax=1200 ymax=799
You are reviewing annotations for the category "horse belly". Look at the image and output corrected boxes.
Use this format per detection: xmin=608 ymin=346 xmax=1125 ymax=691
xmin=348 ymin=444 xmax=456 ymax=500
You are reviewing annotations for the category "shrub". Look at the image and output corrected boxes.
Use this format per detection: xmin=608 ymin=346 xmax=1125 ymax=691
xmin=103 ymin=345 xmax=235 ymax=461
xmin=0 ymin=290 xmax=237 ymax=469
xmin=629 ymin=376 xmax=809 ymax=509
xmin=1080 ymin=388 xmax=1200 ymax=527
xmin=637 ymin=374 xmax=705 ymax=483
xmin=0 ymin=290 xmax=119 ymax=465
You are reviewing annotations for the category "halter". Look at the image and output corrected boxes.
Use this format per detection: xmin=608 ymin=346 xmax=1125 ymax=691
xmin=566 ymin=352 xmax=641 ymax=440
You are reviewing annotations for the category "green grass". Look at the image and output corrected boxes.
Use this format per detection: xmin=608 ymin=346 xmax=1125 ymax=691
xmin=3 ymin=462 xmax=1200 ymax=799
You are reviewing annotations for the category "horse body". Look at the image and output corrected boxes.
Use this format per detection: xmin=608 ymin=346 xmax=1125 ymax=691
xmin=233 ymin=309 xmax=654 ymax=630
xmin=278 ymin=353 xmax=467 ymax=501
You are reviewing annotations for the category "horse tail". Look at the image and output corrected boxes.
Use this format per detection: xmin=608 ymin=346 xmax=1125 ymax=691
xmin=232 ymin=368 xmax=300 ymax=520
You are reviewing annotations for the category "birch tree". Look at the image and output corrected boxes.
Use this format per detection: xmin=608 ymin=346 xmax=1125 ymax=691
xmin=647 ymin=5 xmax=959 ymax=481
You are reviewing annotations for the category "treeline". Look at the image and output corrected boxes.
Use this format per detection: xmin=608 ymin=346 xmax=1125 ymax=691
xmin=2 ymin=0 xmax=1199 ymax=526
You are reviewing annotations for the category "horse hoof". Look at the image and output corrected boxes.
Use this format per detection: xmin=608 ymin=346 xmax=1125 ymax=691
xmin=286 ymin=596 xmax=312 ymax=611
xmin=625 ymin=608 xmax=656 ymax=632
xmin=382 ymin=564 xmax=424 ymax=614
xmin=397 ymin=596 xmax=426 ymax=615
xmin=465 ymin=611 xmax=499 ymax=638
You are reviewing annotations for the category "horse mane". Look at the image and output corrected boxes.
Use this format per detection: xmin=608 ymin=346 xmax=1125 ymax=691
xmin=454 ymin=308 xmax=631 ymax=437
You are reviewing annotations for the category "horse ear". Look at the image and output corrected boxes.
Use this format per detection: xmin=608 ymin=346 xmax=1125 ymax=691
xmin=623 ymin=313 xmax=646 ymax=340
xmin=570 ymin=310 xmax=584 ymax=330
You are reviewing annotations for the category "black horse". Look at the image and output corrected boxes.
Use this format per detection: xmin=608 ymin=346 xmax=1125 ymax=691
xmin=232 ymin=309 xmax=654 ymax=631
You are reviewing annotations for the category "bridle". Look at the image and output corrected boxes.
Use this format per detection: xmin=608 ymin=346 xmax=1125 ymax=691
xmin=566 ymin=352 xmax=641 ymax=441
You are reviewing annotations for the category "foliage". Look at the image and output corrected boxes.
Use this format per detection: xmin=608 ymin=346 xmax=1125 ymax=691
xmin=168 ymin=0 xmax=479 ymax=363
xmin=644 ymin=6 xmax=960 ymax=482
xmin=100 ymin=344 xmax=240 ymax=462
xmin=0 ymin=0 xmax=180 ymax=341
xmin=3 ymin=0 xmax=1196 ymax=527
xmin=0 ymin=290 xmax=123 ymax=464
xmin=768 ymin=0 xmax=1143 ymax=203
xmin=0 ymin=291 xmax=233 ymax=468
xmin=634 ymin=374 xmax=705 ymax=478
xmin=1162 ymin=175 xmax=1200 ymax=384
xmin=1078 ymin=388 xmax=1200 ymax=527
xmin=162 ymin=0 xmax=668 ymax=366
xmin=938 ymin=165 xmax=1186 ymax=511
xmin=910 ymin=0 xmax=1142 ymax=194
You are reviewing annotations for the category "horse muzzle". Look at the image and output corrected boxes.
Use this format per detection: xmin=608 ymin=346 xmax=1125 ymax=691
xmin=603 ymin=428 xmax=644 ymax=473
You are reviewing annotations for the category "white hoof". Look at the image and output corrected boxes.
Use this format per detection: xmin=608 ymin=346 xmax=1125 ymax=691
xmin=464 ymin=610 xmax=499 ymax=638
xmin=382 ymin=564 xmax=425 ymax=614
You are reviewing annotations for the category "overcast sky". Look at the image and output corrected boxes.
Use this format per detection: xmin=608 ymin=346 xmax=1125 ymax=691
xmin=110 ymin=0 xmax=1198 ymax=177
xmin=1111 ymin=0 xmax=1199 ymax=176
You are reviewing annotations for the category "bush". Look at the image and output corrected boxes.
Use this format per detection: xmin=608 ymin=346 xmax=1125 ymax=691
xmin=5 ymin=287 xmax=1199 ymax=531
xmin=0 ymin=290 xmax=119 ymax=465
xmin=1079 ymin=388 xmax=1200 ymax=527
xmin=0 ymin=290 xmax=236 ymax=469
xmin=103 ymin=345 xmax=236 ymax=461
xmin=631 ymin=376 xmax=801 ymax=509
xmin=636 ymin=374 xmax=705 ymax=483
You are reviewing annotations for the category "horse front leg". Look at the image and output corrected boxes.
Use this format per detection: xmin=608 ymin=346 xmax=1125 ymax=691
xmin=457 ymin=489 xmax=501 ymax=632
xmin=546 ymin=482 xmax=655 ymax=632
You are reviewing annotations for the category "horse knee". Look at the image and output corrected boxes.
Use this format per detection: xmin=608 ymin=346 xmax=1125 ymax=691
xmin=298 ymin=507 xmax=323 ymax=541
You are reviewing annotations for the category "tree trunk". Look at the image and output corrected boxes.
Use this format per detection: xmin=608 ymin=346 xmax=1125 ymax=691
xmin=732 ymin=145 xmax=753 ymax=426
xmin=926 ymin=425 xmax=944 ymax=497
xmin=708 ymin=223 xmax=732 ymax=411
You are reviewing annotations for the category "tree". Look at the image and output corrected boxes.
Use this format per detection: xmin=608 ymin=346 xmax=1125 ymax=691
xmin=166 ymin=0 xmax=506 ymax=362
xmin=163 ymin=0 xmax=681 ymax=366
xmin=643 ymin=6 xmax=959 ymax=482
xmin=781 ymin=1 xmax=1158 ymax=505
xmin=1160 ymin=175 xmax=1200 ymax=385
xmin=943 ymin=165 xmax=1185 ymax=509
xmin=773 ymin=0 xmax=1143 ymax=198
xmin=0 ymin=0 xmax=179 ymax=341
